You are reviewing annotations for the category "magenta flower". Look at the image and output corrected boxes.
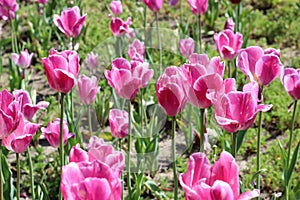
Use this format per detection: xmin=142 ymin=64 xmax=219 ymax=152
xmin=109 ymin=15 xmax=132 ymax=37
xmin=109 ymin=109 xmax=128 ymax=138
xmin=53 ymin=6 xmax=86 ymax=38
xmin=187 ymin=0 xmax=208 ymax=15
xmin=110 ymin=0 xmax=122 ymax=16
xmin=85 ymin=52 xmax=98 ymax=70
xmin=13 ymin=90 xmax=49 ymax=120
xmin=0 ymin=0 xmax=18 ymax=20
xmin=105 ymin=58 xmax=153 ymax=99
xmin=237 ymin=46 xmax=282 ymax=86
xmin=179 ymin=38 xmax=195 ymax=58
xmin=2 ymin=119 xmax=39 ymax=153
xmin=37 ymin=0 xmax=48 ymax=4
xmin=0 ymin=89 xmax=22 ymax=139
xmin=282 ymin=68 xmax=300 ymax=100
xmin=181 ymin=53 xmax=225 ymax=108
xmin=214 ymin=29 xmax=243 ymax=60
xmin=41 ymin=49 xmax=80 ymax=94
xmin=41 ymin=118 xmax=74 ymax=148
xmin=128 ymin=39 xmax=145 ymax=62
xmin=224 ymin=18 xmax=235 ymax=31
xmin=12 ymin=49 xmax=33 ymax=69
xmin=170 ymin=0 xmax=179 ymax=6
xmin=179 ymin=151 xmax=260 ymax=200
xmin=77 ymin=75 xmax=100 ymax=105
xmin=143 ymin=0 xmax=163 ymax=12
xmin=61 ymin=160 xmax=122 ymax=200
xmin=156 ymin=66 xmax=187 ymax=116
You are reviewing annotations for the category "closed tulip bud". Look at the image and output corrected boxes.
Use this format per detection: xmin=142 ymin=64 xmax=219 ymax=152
xmin=187 ymin=0 xmax=208 ymax=15
xmin=77 ymin=75 xmax=100 ymax=105
xmin=12 ymin=49 xmax=33 ymax=69
xmin=109 ymin=109 xmax=128 ymax=138
xmin=143 ymin=0 xmax=164 ymax=12
xmin=179 ymin=38 xmax=194 ymax=58
xmin=110 ymin=0 xmax=122 ymax=15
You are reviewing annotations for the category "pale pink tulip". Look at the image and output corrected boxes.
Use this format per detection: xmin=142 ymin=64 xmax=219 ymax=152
xmin=224 ymin=18 xmax=235 ymax=31
xmin=282 ymin=68 xmax=300 ymax=100
xmin=0 ymin=0 xmax=18 ymax=20
xmin=109 ymin=15 xmax=132 ymax=37
xmin=85 ymin=52 xmax=98 ymax=69
xmin=143 ymin=0 xmax=163 ymax=12
xmin=53 ymin=6 xmax=86 ymax=38
xmin=110 ymin=0 xmax=122 ymax=15
xmin=187 ymin=0 xmax=208 ymax=15
xmin=77 ymin=75 xmax=100 ymax=104
xmin=179 ymin=38 xmax=195 ymax=58
xmin=128 ymin=39 xmax=145 ymax=62
xmin=41 ymin=49 xmax=80 ymax=94
xmin=12 ymin=49 xmax=33 ymax=69
xmin=109 ymin=109 xmax=128 ymax=138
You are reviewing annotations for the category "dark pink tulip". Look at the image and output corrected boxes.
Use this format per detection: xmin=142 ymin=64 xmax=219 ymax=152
xmin=2 ymin=118 xmax=39 ymax=153
xmin=187 ymin=0 xmax=208 ymax=15
xmin=0 ymin=0 xmax=18 ymax=20
xmin=61 ymin=161 xmax=122 ymax=200
xmin=41 ymin=49 xmax=80 ymax=94
xmin=37 ymin=0 xmax=48 ymax=4
xmin=109 ymin=15 xmax=132 ymax=37
xmin=179 ymin=151 xmax=260 ymax=200
xmin=53 ymin=6 xmax=86 ymax=38
xmin=156 ymin=66 xmax=186 ymax=116
xmin=12 ymin=49 xmax=33 ymax=69
xmin=179 ymin=38 xmax=195 ymax=58
xmin=77 ymin=75 xmax=100 ymax=105
xmin=181 ymin=53 xmax=224 ymax=108
xmin=69 ymin=144 xmax=89 ymax=163
xmin=282 ymin=68 xmax=300 ymax=100
xmin=13 ymin=90 xmax=49 ymax=120
xmin=237 ymin=46 xmax=282 ymax=86
xmin=0 ymin=89 xmax=22 ymax=139
xmin=128 ymin=39 xmax=145 ymax=62
xmin=214 ymin=29 xmax=243 ymax=60
xmin=170 ymin=0 xmax=178 ymax=6
xmin=85 ymin=52 xmax=98 ymax=69
xmin=224 ymin=18 xmax=235 ymax=31
xmin=109 ymin=109 xmax=128 ymax=138
xmin=41 ymin=118 xmax=74 ymax=148
xmin=110 ymin=0 xmax=122 ymax=15
xmin=143 ymin=0 xmax=163 ymax=12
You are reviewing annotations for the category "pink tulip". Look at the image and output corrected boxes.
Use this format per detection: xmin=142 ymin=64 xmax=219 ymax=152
xmin=181 ymin=53 xmax=224 ymax=108
xmin=143 ymin=0 xmax=163 ymax=12
xmin=187 ymin=0 xmax=208 ymax=15
xmin=0 ymin=89 xmax=22 ymax=139
xmin=179 ymin=38 xmax=195 ymax=58
xmin=37 ymin=0 xmax=48 ymax=4
xmin=179 ymin=151 xmax=260 ymax=200
xmin=110 ymin=0 xmax=122 ymax=15
xmin=85 ymin=52 xmax=98 ymax=69
xmin=0 ymin=0 xmax=18 ymax=20
xmin=2 ymin=118 xmax=39 ymax=153
xmin=237 ymin=46 xmax=282 ymax=86
xmin=77 ymin=75 xmax=100 ymax=105
xmin=156 ymin=66 xmax=187 ymax=116
xmin=214 ymin=29 xmax=243 ymax=60
xmin=109 ymin=109 xmax=128 ymax=138
xmin=282 ymin=68 xmax=300 ymax=100
xmin=224 ymin=18 xmax=235 ymax=31
xmin=109 ymin=15 xmax=132 ymax=37
xmin=13 ymin=90 xmax=49 ymax=120
xmin=170 ymin=0 xmax=179 ymax=6
xmin=105 ymin=58 xmax=153 ymax=99
xmin=61 ymin=161 xmax=122 ymax=200
xmin=12 ymin=49 xmax=33 ymax=69
xmin=41 ymin=49 xmax=80 ymax=94
xmin=53 ymin=6 xmax=86 ymax=38
xmin=41 ymin=118 xmax=74 ymax=148
xmin=128 ymin=39 xmax=145 ymax=62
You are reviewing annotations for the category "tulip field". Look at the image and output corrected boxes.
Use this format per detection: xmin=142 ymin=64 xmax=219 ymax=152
xmin=0 ymin=0 xmax=300 ymax=199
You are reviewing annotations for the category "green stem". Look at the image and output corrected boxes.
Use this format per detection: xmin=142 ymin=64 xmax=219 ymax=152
xmin=227 ymin=60 xmax=231 ymax=78
xmin=172 ymin=116 xmax=178 ymax=200
xmin=197 ymin=15 xmax=202 ymax=53
xmin=199 ymin=108 xmax=205 ymax=152
xmin=232 ymin=132 xmax=237 ymax=157
xmin=144 ymin=4 xmax=147 ymax=44
xmin=120 ymin=139 xmax=124 ymax=200
xmin=0 ymin=145 xmax=3 ymax=200
xmin=27 ymin=148 xmax=35 ymax=200
xmin=179 ymin=0 xmax=183 ymax=36
xmin=155 ymin=12 xmax=162 ymax=75
xmin=59 ymin=93 xmax=65 ymax=200
xmin=88 ymin=105 xmax=92 ymax=136
xmin=235 ymin=2 xmax=242 ymax=33
xmin=256 ymin=110 xmax=263 ymax=199
xmin=127 ymin=101 xmax=132 ymax=198
xmin=70 ymin=90 xmax=74 ymax=130
xmin=16 ymin=153 xmax=20 ymax=200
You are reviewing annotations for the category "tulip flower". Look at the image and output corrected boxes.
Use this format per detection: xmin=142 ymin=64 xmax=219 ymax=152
xmin=143 ymin=0 xmax=164 ymax=12
xmin=229 ymin=0 xmax=242 ymax=4
xmin=2 ymin=119 xmax=39 ymax=153
xmin=85 ymin=52 xmax=98 ymax=70
xmin=109 ymin=15 xmax=132 ymax=37
xmin=128 ymin=39 xmax=145 ymax=62
xmin=0 ymin=0 xmax=18 ymax=20
xmin=41 ymin=118 xmax=74 ymax=148
xmin=109 ymin=109 xmax=128 ymax=138
xmin=170 ymin=0 xmax=178 ymax=6
xmin=41 ymin=49 xmax=80 ymax=94
xmin=282 ymin=68 xmax=300 ymax=100
xmin=214 ymin=29 xmax=243 ymax=60
xmin=11 ymin=49 xmax=33 ymax=69
xmin=156 ymin=66 xmax=187 ymax=116
xmin=187 ymin=0 xmax=208 ymax=15
xmin=77 ymin=75 xmax=100 ymax=105
xmin=179 ymin=38 xmax=195 ymax=58
xmin=179 ymin=151 xmax=260 ymax=200
xmin=224 ymin=18 xmax=235 ymax=31
xmin=237 ymin=46 xmax=282 ymax=86
xmin=37 ymin=0 xmax=48 ymax=4
xmin=53 ymin=6 xmax=86 ymax=38
xmin=110 ymin=0 xmax=122 ymax=16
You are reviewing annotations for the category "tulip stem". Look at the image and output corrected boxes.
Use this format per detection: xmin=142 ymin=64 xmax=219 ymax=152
xmin=88 ymin=105 xmax=93 ymax=136
xmin=256 ymin=110 xmax=263 ymax=199
xmin=199 ymin=108 xmax=205 ymax=152
xmin=179 ymin=0 xmax=183 ymax=36
xmin=227 ymin=60 xmax=231 ymax=78
xmin=59 ymin=93 xmax=65 ymax=200
xmin=232 ymin=132 xmax=237 ymax=157
xmin=144 ymin=4 xmax=147 ymax=44
xmin=127 ymin=101 xmax=132 ymax=198
xmin=16 ymin=153 xmax=20 ymax=200
xmin=155 ymin=12 xmax=162 ymax=75
xmin=120 ymin=139 xmax=124 ymax=200
xmin=197 ymin=14 xmax=202 ymax=53
xmin=0 ymin=144 xmax=3 ymax=200
xmin=27 ymin=148 xmax=35 ymax=200
xmin=172 ymin=116 xmax=178 ymax=200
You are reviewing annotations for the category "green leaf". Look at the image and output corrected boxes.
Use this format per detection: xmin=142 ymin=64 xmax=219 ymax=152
xmin=1 ymin=152 xmax=15 ymax=200
xmin=287 ymin=141 xmax=300 ymax=184
xmin=145 ymin=180 xmax=167 ymax=200
xmin=251 ymin=168 xmax=267 ymax=185
xmin=236 ymin=130 xmax=247 ymax=153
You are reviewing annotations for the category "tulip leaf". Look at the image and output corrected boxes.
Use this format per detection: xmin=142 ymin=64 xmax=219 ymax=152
xmin=1 ymin=151 xmax=15 ymax=200
xmin=251 ymin=168 xmax=267 ymax=185
xmin=287 ymin=141 xmax=300 ymax=184
xmin=145 ymin=180 xmax=167 ymax=200
xmin=236 ymin=130 xmax=247 ymax=153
